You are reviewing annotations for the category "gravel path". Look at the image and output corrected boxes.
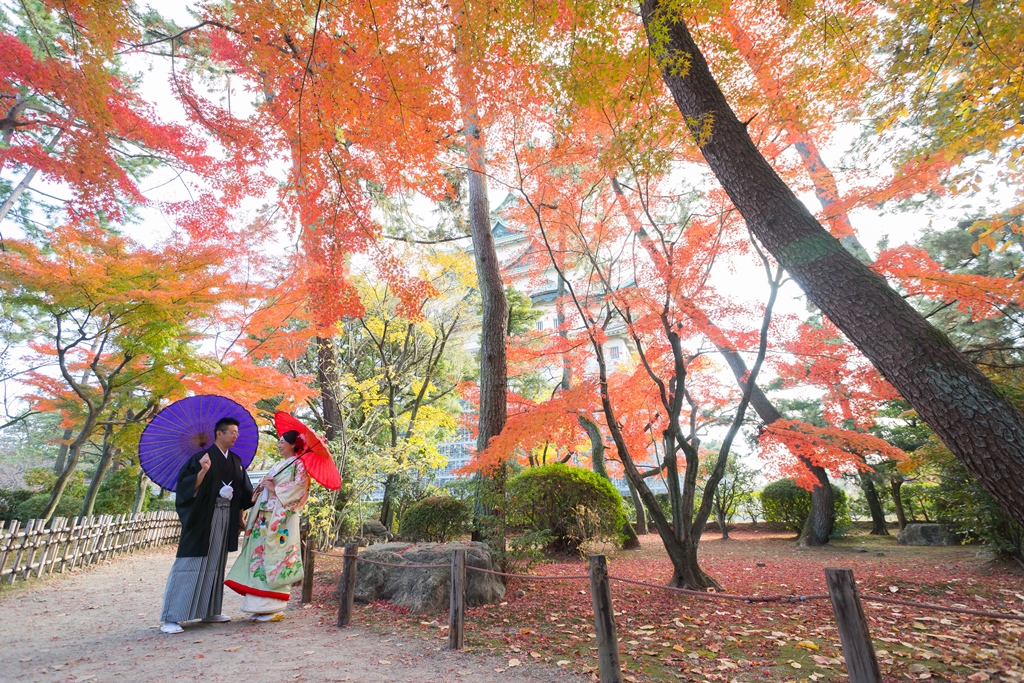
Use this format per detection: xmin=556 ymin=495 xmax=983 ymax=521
xmin=0 ymin=545 xmax=586 ymax=683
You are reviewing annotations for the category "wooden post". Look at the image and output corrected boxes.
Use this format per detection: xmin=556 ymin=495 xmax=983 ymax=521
xmin=589 ymin=555 xmax=623 ymax=683
xmin=825 ymin=568 xmax=882 ymax=683
xmin=0 ymin=521 xmax=17 ymax=581
xmin=449 ymin=548 xmax=466 ymax=650
xmin=301 ymin=537 xmax=317 ymax=604
xmin=336 ymin=543 xmax=358 ymax=628
xmin=11 ymin=520 xmax=35 ymax=583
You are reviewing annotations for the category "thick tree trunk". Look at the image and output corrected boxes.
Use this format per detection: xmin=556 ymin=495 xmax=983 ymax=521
xmin=379 ymin=474 xmax=397 ymax=530
xmin=640 ymin=3 xmax=1024 ymax=527
xmin=860 ymin=472 xmax=890 ymax=535
xmin=799 ymin=478 xmax=835 ymax=546
xmin=316 ymin=336 xmax=345 ymax=443
xmin=467 ymin=156 xmax=507 ymax=454
xmin=891 ymin=478 xmax=907 ymax=529
xmin=666 ymin=533 xmax=719 ymax=589
xmin=466 ymin=131 xmax=508 ymax=543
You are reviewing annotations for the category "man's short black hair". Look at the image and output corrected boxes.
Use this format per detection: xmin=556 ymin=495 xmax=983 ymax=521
xmin=215 ymin=416 xmax=240 ymax=434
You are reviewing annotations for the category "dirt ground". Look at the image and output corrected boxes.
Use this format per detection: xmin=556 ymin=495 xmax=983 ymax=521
xmin=0 ymin=545 xmax=587 ymax=683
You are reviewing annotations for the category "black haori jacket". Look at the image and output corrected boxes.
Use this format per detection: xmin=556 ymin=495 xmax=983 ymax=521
xmin=174 ymin=445 xmax=255 ymax=558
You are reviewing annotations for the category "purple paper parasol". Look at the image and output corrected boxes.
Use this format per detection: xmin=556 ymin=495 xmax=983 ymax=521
xmin=139 ymin=395 xmax=259 ymax=491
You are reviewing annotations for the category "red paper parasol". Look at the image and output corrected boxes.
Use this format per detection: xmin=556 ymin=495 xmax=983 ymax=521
xmin=274 ymin=412 xmax=341 ymax=490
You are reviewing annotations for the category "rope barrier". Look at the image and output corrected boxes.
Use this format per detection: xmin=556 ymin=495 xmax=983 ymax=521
xmin=310 ymin=550 xmax=447 ymax=569
xmin=860 ymin=593 xmax=1024 ymax=622
xmin=608 ymin=574 xmax=831 ymax=603
xmin=466 ymin=565 xmax=589 ymax=581
xmin=311 ymin=549 xmax=1024 ymax=622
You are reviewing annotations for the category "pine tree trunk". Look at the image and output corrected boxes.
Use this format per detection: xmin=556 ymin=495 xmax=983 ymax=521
xmin=316 ymin=336 xmax=345 ymax=443
xmin=860 ymin=473 xmax=890 ymax=536
xmin=640 ymin=3 xmax=1024 ymax=527
xmin=891 ymin=479 xmax=907 ymax=530
xmin=379 ymin=475 xmax=396 ymax=530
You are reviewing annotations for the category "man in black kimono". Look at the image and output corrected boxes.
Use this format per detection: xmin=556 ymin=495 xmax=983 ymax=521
xmin=159 ymin=416 xmax=254 ymax=634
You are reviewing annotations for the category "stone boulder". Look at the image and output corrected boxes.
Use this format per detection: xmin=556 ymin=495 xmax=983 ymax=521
xmin=352 ymin=541 xmax=505 ymax=613
xmin=358 ymin=518 xmax=393 ymax=544
xmin=896 ymin=523 xmax=953 ymax=546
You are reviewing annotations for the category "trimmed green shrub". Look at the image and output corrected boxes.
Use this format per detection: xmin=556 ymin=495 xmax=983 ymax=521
xmin=506 ymin=463 xmax=627 ymax=552
xmin=400 ymin=496 xmax=470 ymax=542
xmin=761 ymin=478 xmax=850 ymax=537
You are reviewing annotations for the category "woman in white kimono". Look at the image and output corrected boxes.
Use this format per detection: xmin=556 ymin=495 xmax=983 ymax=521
xmin=225 ymin=430 xmax=311 ymax=622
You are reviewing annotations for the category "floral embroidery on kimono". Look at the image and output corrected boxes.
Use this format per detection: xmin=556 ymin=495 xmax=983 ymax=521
xmin=225 ymin=457 xmax=310 ymax=601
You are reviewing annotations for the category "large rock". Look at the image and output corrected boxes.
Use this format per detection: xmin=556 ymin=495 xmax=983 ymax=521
xmin=896 ymin=523 xmax=953 ymax=546
xmin=360 ymin=519 xmax=392 ymax=539
xmin=352 ymin=541 xmax=505 ymax=613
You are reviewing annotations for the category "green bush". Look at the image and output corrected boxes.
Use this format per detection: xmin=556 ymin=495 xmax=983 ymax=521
xmin=95 ymin=465 xmax=146 ymax=515
xmin=900 ymin=482 xmax=938 ymax=522
xmin=761 ymin=478 xmax=849 ymax=537
xmin=0 ymin=488 xmax=34 ymax=521
xmin=12 ymin=467 xmax=88 ymax=521
xmin=400 ymin=496 xmax=470 ymax=542
xmin=15 ymin=492 xmax=84 ymax=521
xmin=506 ymin=463 xmax=627 ymax=552
xmin=932 ymin=451 xmax=1023 ymax=561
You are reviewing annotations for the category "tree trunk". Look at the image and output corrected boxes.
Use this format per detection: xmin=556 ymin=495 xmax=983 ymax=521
xmin=665 ymin=532 xmax=719 ymax=589
xmin=53 ymin=428 xmax=73 ymax=475
xmin=452 ymin=8 xmax=509 ymax=542
xmin=639 ymin=4 xmax=1024 ymax=528
xmin=132 ymin=469 xmax=149 ymax=514
xmin=379 ymin=475 xmax=396 ymax=530
xmin=627 ymin=478 xmax=648 ymax=536
xmin=860 ymin=472 xmax=890 ymax=536
xmin=81 ymin=422 xmax=117 ymax=518
xmin=891 ymin=478 xmax=907 ymax=530
xmin=467 ymin=151 xmax=507 ymax=455
xmin=715 ymin=501 xmax=729 ymax=540
xmin=714 ymin=341 xmax=835 ymax=545
xmin=580 ymin=415 xmax=641 ymax=549
xmin=465 ymin=121 xmax=508 ymax=543
xmin=799 ymin=477 xmax=836 ymax=547
xmin=612 ymin=176 xmax=838 ymax=545
xmin=316 ymin=336 xmax=345 ymax=443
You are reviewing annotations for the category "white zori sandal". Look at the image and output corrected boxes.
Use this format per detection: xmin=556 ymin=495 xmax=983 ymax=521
xmin=250 ymin=613 xmax=284 ymax=622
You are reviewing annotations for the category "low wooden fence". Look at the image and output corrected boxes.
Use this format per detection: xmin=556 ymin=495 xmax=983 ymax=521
xmin=308 ymin=545 xmax=1024 ymax=683
xmin=0 ymin=512 xmax=181 ymax=585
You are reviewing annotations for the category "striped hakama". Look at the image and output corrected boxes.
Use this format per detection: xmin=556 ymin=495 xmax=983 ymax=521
xmin=160 ymin=497 xmax=230 ymax=623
